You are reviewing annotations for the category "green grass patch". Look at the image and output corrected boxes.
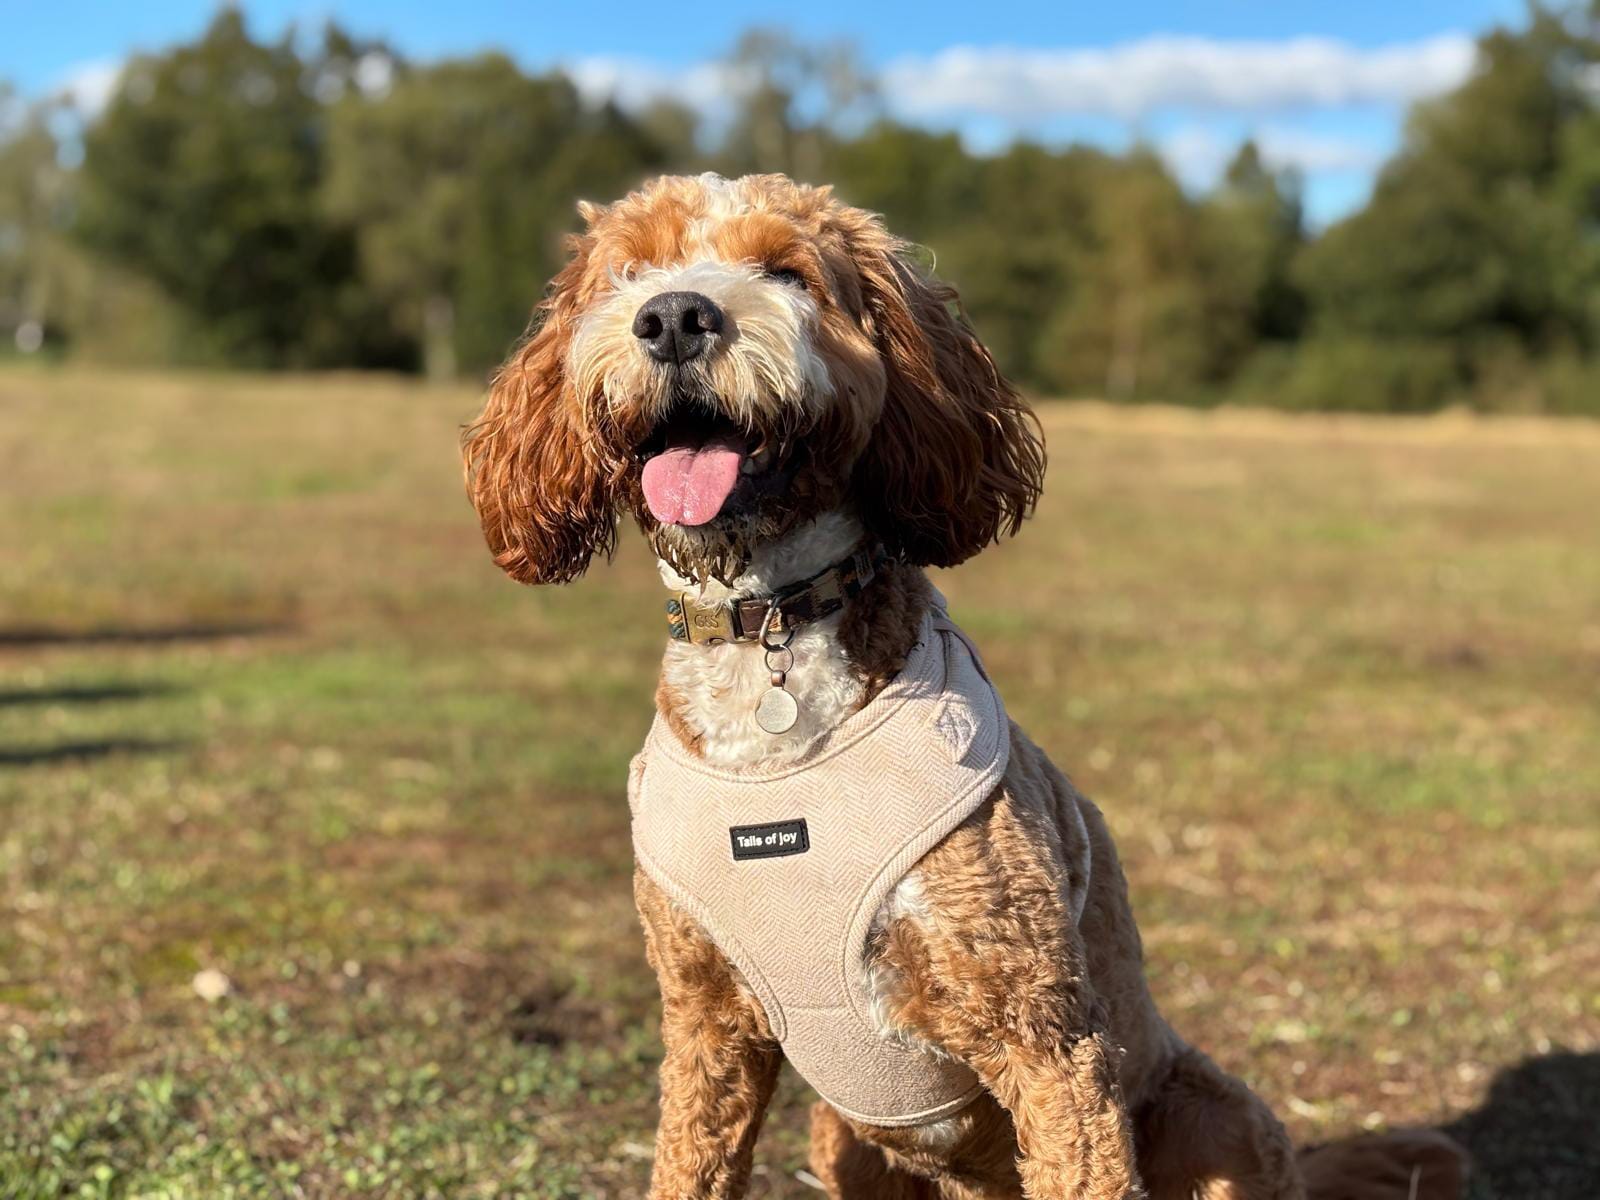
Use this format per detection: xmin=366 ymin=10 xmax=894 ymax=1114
xmin=1 ymin=370 xmax=1595 ymax=1196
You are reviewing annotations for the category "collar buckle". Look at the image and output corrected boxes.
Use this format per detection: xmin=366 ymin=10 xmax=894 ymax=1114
xmin=668 ymin=592 xmax=741 ymax=645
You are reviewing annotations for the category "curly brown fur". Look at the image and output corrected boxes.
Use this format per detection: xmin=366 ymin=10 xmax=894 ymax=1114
xmin=850 ymin=242 xmax=1045 ymax=568
xmin=462 ymin=247 xmax=617 ymax=585
xmin=837 ymin=563 xmax=935 ymax=702
xmin=635 ymin=869 xmax=781 ymax=1197
xmin=463 ymin=173 xmax=1469 ymax=1200
xmin=809 ymin=1096 xmax=1022 ymax=1198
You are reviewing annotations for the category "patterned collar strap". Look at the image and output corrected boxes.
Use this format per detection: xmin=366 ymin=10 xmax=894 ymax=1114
xmin=666 ymin=544 xmax=887 ymax=645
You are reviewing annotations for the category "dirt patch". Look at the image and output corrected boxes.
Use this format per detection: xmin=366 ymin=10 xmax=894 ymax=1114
xmin=505 ymin=980 xmax=609 ymax=1048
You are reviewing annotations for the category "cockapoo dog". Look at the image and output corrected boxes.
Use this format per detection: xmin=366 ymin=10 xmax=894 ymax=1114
xmin=462 ymin=173 xmax=1466 ymax=1199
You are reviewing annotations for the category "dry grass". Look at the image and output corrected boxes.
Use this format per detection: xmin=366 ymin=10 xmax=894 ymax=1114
xmin=1 ymin=366 xmax=1596 ymax=1197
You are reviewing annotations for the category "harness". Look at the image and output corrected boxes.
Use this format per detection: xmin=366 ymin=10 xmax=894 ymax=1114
xmin=629 ymin=607 xmax=1008 ymax=1126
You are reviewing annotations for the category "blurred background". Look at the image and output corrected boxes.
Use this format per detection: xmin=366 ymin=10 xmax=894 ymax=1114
xmin=5 ymin=0 xmax=1600 ymax=408
xmin=2 ymin=4 xmax=1598 ymax=1198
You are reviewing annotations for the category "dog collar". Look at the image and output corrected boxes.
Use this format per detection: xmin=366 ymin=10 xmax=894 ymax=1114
xmin=665 ymin=544 xmax=887 ymax=646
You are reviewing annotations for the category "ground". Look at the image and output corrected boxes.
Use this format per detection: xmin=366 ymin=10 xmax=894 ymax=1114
xmin=1 ymin=367 xmax=1596 ymax=1199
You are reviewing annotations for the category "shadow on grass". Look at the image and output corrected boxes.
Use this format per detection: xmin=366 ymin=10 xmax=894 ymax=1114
xmin=0 ymin=621 xmax=293 ymax=647
xmin=0 ymin=682 xmax=183 ymax=707
xmin=1444 ymin=1049 xmax=1600 ymax=1199
xmin=0 ymin=738 xmax=187 ymax=767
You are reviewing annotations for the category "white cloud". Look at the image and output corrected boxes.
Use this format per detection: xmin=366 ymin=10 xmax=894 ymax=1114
xmin=878 ymin=34 xmax=1477 ymax=122
xmin=56 ymin=60 xmax=123 ymax=115
xmin=1161 ymin=123 xmax=1387 ymax=188
xmin=564 ymin=34 xmax=1476 ymax=131
xmin=564 ymin=57 xmax=737 ymax=116
xmin=51 ymin=32 xmax=1481 ymax=130
xmin=41 ymin=32 xmax=1469 ymax=228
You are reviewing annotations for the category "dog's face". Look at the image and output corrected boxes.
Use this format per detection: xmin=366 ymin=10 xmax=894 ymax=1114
xmin=464 ymin=172 xmax=1044 ymax=586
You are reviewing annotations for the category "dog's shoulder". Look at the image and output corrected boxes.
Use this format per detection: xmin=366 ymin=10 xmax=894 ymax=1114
xmin=905 ymin=724 xmax=1094 ymax=944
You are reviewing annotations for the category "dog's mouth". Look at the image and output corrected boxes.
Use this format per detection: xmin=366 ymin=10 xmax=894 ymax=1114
xmin=635 ymin=399 xmax=772 ymax=528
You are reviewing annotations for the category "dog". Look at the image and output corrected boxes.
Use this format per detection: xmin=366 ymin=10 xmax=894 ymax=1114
xmin=462 ymin=173 xmax=1467 ymax=1199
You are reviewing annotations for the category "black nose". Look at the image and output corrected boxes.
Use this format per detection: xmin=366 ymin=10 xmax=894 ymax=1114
xmin=632 ymin=291 xmax=724 ymax=364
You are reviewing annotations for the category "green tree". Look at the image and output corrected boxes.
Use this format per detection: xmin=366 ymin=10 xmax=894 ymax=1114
xmin=0 ymin=89 xmax=69 ymax=349
xmin=75 ymin=10 xmax=382 ymax=367
xmin=1296 ymin=6 xmax=1600 ymax=406
xmin=0 ymin=91 xmax=186 ymax=362
xmin=939 ymin=143 xmax=1104 ymax=389
xmin=719 ymin=29 xmax=879 ymax=182
xmin=37 ymin=6 xmax=1600 ymax=407
xmin=325 ymin=55 xmax=678 ymax=378
xmin=1022 ymin=150 xmax=1230 ymax=400
xmin=1208 ymin=142 xmax=1307 ymax=348
xmin=827 ymin=121 xmax=980 ymax=244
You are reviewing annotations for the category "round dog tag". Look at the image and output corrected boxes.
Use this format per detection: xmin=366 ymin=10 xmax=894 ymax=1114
xmin=755 ymin=687 xmax=799 ymax=734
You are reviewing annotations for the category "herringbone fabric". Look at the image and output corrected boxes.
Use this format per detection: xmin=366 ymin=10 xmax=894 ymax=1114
xmin=629 ymin=607 xmax=1008 ymax=1126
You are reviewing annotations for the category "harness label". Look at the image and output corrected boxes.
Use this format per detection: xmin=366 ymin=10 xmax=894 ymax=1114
xmin=729 ymin=818 xmax=810 ymax=861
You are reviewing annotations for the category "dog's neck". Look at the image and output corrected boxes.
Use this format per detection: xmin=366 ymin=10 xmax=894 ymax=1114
xmin=655 ymin=512 xmax=927 ymax=768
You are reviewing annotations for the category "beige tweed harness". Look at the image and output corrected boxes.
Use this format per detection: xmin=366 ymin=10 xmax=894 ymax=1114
xmin=629 ymin=607 xmax=1010 ymax=1127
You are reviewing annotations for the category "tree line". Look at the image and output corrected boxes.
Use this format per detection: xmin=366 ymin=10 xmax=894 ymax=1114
xmin=2 ymin=5 xmax=1598 ymax=412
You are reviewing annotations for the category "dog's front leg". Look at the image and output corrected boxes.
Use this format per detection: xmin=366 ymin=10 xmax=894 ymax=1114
xmin=636 ymin=871 xmax=782 ymax=1200
xmin=977 ymin=1026 xmax=1142 ymax=1200
xmin=875 ymin=805 xmax=1144 ymax=1200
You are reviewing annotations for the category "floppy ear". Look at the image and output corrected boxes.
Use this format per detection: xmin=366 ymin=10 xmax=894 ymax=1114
xmin=852 ymin=239 xmax=1046 ymax=568
xmin=461 ymin=239 xmax=616 ymax=584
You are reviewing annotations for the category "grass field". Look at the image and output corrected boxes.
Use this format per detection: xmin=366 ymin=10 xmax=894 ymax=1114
xmin=1 ymin=367 xmax=1597 ymax=1199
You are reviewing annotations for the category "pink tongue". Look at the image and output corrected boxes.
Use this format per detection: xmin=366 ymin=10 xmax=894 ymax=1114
xmin=640 ymin=431 xmax=746 ymax=526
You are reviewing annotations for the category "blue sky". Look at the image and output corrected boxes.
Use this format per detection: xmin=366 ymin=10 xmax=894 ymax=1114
xmin=7 ymin=1 xmax=1528 ymax=224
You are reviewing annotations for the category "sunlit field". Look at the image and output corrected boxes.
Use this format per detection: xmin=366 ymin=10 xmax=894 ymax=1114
xmin=2 ymin=368 xmax=1596 ymax=1198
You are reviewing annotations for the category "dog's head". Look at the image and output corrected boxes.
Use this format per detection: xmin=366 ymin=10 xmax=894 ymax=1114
xmin=463 ymin=172 xmax=1044 ymax=585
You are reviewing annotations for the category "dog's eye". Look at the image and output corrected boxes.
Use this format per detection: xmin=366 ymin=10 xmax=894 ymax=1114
xmin=765 ymin=267 xmax=806 ymax=290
